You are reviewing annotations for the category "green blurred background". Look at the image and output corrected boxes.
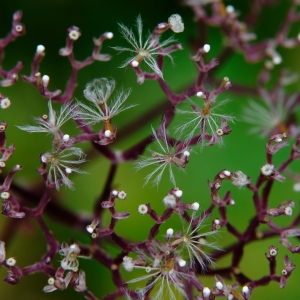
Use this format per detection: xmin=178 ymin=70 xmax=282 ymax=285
xmin=0 ymin=0 xmax=300 ymax=299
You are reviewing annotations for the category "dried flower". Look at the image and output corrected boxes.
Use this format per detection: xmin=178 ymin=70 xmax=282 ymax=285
xmin=18 ymin=100 xmax=79 ymax=135
xmin=83 ymin=77 xmax=115 ymax=105
xmin=176 ymin=96 xmax=234 ymax=144
xmin=135 ymin=121 xmax=190 ymax=186
xmin=41 ymin=147 xmax=86 ymax=190
xmin=230 ymin=171 xmax=249 ymax=188
xmin=168 ymin=14 xmax=184 ymax=33
xmin=78 ymin=78 xmax=135 ymax=129
xmin=243 ymin=92 xmax=297 ymax=137
xmin=112 ymin=15 xmax=179 ymax=78
xmin=171 ymin=214 xmax=221 ymax=269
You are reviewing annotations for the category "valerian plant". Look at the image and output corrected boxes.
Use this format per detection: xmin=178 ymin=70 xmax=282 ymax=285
xmin=1 ymin=1 xmax=300 ymax=300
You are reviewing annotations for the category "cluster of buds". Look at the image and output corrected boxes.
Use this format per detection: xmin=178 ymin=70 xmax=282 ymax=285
xmin=267 ymin=200 xmax=294 ymax=217
xmin=43 ymin=267 xmax=87 ymax=293
xmin=86 ymin=189 xmax=129 ymax=238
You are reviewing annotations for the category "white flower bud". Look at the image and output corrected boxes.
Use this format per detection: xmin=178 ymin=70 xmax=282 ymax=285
xmin=272 ymin=55 xmax=282 ymax=65
xmin=106 ymin=32 xmax=113 ymax=39
xmin=183 ymin=150 xmax=190 ymax=157
xmin=178 ymin=258 xmax=186 ymax=267
xmin=36 ymin=45 xmax=45 ymax=54
xmin=226 ymin=5 xmax=235 ymax=13
xmin=224 ymin=170 xmax=231 ymax=176
xmin=63 ymin=134 xmax=70 ymax=142
xmin=69 ymin=29 xmax=81 ymax=40
xmin=15 ymin=24 xmax=23 ymax=32
xmin=242 ymin=286 xmax=249 ymax=294
xmin=228 ymin=294 xmax=234 ymax=300
xmin=216 ymin=128 xmax=224 ymax=136
xmin=166 ymin=228 xmax=174 ymax=236
xmin=138 ymin=204 xmax=148 ymax=215
xmin=118 ymin=191 xmax=127 ymax=200
xmin=1 ymin=192 xmax=10 ymax=200
xmin=203 ymin=287 xmax=211 ymax=297
xmin=216 ymin=281 xmax=223 ymax=290
xmin=65 ymin=168 xmax=72 ymax=174
xmin=0 ymin=98 xmax=11 ymax=110
xmin=231 ymin=171 xmax=249 ymax=187
xmin=111 ymin=190 xmax=118 ymax=197
xmin=70 ymin=243 xmax=80 ymax=253
xmin=215 ymin=182 xmax=221 ymax=189
xmin=131 ymin=60 xmax=139 ymax=67
xmin=284 ymin=206 xmax=293 ymax=216
xmin=293 ymin=182 xmax=300 ymax=192
xmin=229 ymin=199 xmax=235 ymax=205
xmin=86 ymin=225 xmax=94 ymax=233
xmin=281 ymin=269 xmax=288 ymax=276
xmin=6 ymin=257 xmax=16 ymax=267
xmin=191 ymin=202 xmax=200 ymax=211
xmin=174 ymin=189 xmax=183 ymax=198
xmin=122 ymin=256 xmax=134 ymax=272
xmin=163 ymin=194 xmax=177 ymax=208
xmin=203 ymin=44 xmax=210 ymax=53
xmin=261 ymin=164 xmax=274 ymax=176
xmin=105 ymin=130 xmax=112 ymax=138
xmin=269 ymin=247 xmax=278 ymax=256
xmin=48 ymin=277 xmax=55 ymax=285
xmin=214 ymin=219 xmax=220 ymax=225
xmin=0 ymin=161 xmax=5 ymax=168
xmin=42 ymin=75 xmax=50 ymax=87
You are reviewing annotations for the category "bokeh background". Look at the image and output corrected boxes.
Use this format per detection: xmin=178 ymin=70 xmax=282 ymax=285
xmin=0 ymin=0 xmax=300 ymax=299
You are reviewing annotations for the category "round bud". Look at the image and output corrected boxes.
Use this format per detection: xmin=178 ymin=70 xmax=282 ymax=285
xmin=111 ymin=190 xmax=118 ymax=197
xmin=183 ymin=151 xmax=190 ymax=157
xmin=105 ymin=130 xmax=112 ymax=138
xmin=203 ymin=44 xmax=210 ymax=53
xmin=178 ymin=258 xmax=186 ymax=267
xmin=42 ymin=75 xmax=50 ymax=86
xmin=138 ymin=204 xmax=148 ymax=215
xmin=224 ymin=170 xmax=231 ymax=176
xmin=216 ymin=281 xmax=223 ymax=290
xmin=131 ymin=60 xmax=139 ymax=67
xmin=166 ymin=228 xmax=174 ymax=236
xmin=118 ymin=191 xmax=127 ymax=200
xmin=203 ymin=287 xmax=211 ymax=297
xmin=65 ymin=168 xmax=72 ymax=174
xmin=191 ymin=202 xmax=200 ymax=211
xmin=6 ymin=257 xmax=16 ymax=267
xmin=106 ymin=32 xmax=113 ymax=39
xmin=36 ymin=45 xmax=45 ymax=54
xmin=0 ymin=98 xmax=11 ymax=110
xmin=242 ymin=286 xmax=249 ymax=294
xmin=63 ymin=134 xmax=70 ymax=142
xmin=174 ymin=189 xmax=183 ymax=198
